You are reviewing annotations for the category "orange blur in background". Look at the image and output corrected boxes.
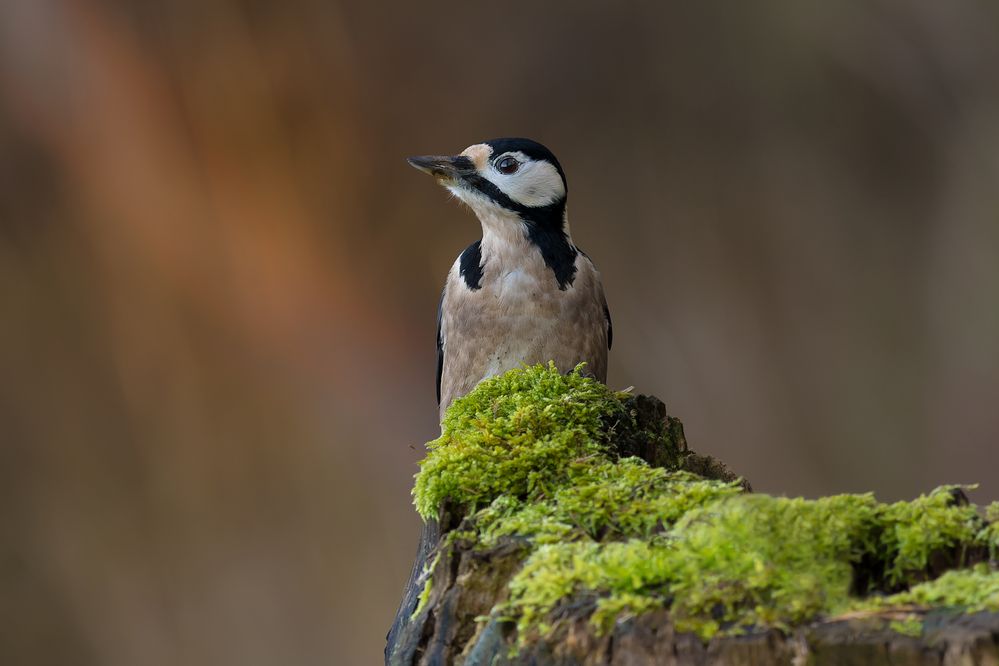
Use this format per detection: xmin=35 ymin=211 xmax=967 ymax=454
xmin=1 ymin=2 xmax=998 ymax=664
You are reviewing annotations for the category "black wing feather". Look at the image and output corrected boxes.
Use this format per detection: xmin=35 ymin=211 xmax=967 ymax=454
xmin=436 ymin=289 xmax=445 ymax=405
xmin=604 ymin=303 xmax=613 ymax=350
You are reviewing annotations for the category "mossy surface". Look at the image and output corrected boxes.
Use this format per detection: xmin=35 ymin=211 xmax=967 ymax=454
xmin=878 ymin=487 xmax=982 ymax=585
xmin=414 ymin=363 xmax=627 ymax=519
xmin=473 ymin=462 xmax=741 ymax=547
xmin=982 ymin=502 xmax=999 ymax=560
xmin=411 ymin=365 xmax=999 ymax=648
xmin=878 ymin=564 xmax=999 ymax=611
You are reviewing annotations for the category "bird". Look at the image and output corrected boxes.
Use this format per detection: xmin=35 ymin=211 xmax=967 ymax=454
xmin=408 ymin=138 xmax=612 ymax=423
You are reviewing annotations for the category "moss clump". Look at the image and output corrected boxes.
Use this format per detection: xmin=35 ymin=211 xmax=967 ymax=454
xmin=878 ymin=564 xmax=999 ymax=611
xmin=505 ymin=540 xmax=667 ymax=637
xmin=980 ymin=502 xmax=999 ymax=561
xmin=662 ymin=493 xmax=882 ymax=637
xmin=413 ymin=363 xmax=627 ymax=519
xmin=879 ymin=487 xmax=982 ymax=585
xmin=847 ymin=563 xmax=999 ymax=636
xmin=410 ymin=365 xmax=999 ymax=649
xmin=474 ymin=463 xmax=741 ymax=547
xmin=500 ymin=487 xmax=996 ymax=642
xmin=504 ymin=493 xmax=884 ymax=640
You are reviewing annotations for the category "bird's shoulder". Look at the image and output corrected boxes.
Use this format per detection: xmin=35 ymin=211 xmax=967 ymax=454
xmin=445 ymin=240 xmax=483 ymax=291
xmin=575 ymin=248 xmax=612 ymax=349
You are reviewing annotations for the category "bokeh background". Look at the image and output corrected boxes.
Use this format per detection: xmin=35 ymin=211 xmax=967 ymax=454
xmin=2 ymin=1 xmax=998 ymax=663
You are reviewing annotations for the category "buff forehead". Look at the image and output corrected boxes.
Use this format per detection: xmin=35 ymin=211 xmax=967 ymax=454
xmin=460 ymin=143 xmax=493 ymax=171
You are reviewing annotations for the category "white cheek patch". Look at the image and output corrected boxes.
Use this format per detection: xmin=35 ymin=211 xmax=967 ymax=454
xmin=486 ymin=153 xmax=565 ymax=208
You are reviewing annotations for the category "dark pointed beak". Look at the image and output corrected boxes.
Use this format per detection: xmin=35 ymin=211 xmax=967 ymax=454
xmin=406 ymin=155 xmax=475 ymax=181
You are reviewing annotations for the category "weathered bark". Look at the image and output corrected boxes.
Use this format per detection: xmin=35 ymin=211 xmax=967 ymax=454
xmin=385 ymin=518 xmax=442 ymax=666
xmin=385 ymin=396 xmax=999 ymax=665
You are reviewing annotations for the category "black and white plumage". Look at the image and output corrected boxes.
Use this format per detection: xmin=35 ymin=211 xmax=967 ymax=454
xmin=408 ymin=138 xmax=612 ymax=422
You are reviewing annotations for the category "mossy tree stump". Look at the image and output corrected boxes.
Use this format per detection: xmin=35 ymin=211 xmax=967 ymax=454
xmin=386 ymin=366 xmax=999 ymax=665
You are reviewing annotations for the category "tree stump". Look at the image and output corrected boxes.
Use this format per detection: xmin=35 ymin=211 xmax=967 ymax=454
xmin=386 ymin=368 xmax=999 ymax=665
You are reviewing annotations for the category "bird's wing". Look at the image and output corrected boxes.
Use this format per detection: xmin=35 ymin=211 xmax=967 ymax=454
xmin=579 ymin=248 xmax=612 ymax=351
xmin=436 ymin=287 xmax=445 ymax=405
xmin=604 ymin=300 xmax=613 ymax=350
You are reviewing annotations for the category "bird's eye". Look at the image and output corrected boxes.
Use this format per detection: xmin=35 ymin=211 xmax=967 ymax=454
xmin=496 ymin=156 xmax=520 ymax=175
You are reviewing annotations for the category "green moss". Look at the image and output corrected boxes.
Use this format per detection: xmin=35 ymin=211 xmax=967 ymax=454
xmin=878 ymin=564 xmax=999 ymax=612
xmin=474 ymin=462 xmax=741 ymax=547
xmin=889 ymin=617 xmax=923 ymax=636
xmin=879 ymin=486 xmax=982 ymax=584
xmin=499 ymin=488 xmax=997 ymax=642
xmin=664 ymin=493 xmax=883 ymax=637
xmin=845 ymin=564 xmax=999 ymax=637
xmin=503 ymin=493 xmax=884 ymax=640
xmin=411 ymin=552 xmax=440 ymax=619
xmin=413 ymin=363 xmax=626 ymax=519
xmin=980 ymin=502 xmax=999 ymax=560
xmin=410 ymin=365 xmax=999 ymax=648
xmin=503 ymin=540 xmax=670 ymax=638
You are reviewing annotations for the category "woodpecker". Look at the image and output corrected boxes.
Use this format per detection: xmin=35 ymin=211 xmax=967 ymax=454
xmin=408 ymin=138 xmax=612 ymax=422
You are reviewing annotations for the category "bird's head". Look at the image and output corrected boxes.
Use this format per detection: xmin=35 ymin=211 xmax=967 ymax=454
xmin=407 ymin=138 xmax=567 ymax=231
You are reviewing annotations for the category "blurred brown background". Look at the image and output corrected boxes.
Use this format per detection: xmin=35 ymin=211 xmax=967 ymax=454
xmin=1 ymin=1 xmax=997 ymax=664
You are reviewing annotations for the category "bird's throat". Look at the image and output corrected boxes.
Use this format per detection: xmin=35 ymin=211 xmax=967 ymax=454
xmin=476 ymin=209 xmax=578 ymax=291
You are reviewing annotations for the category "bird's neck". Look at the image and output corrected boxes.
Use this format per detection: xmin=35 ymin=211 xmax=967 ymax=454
xmin=476 ymin=208 xmax=579 ymax=289
xmin=477 ymin=206 xmax=572 ymax=247
xmin=478 ymin=209 xmax=528 ymax=253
